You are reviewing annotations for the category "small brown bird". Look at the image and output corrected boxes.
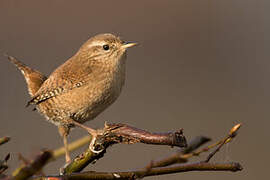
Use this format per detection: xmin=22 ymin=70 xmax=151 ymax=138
xmin=6 ymin=33 xmax=136 ymax=163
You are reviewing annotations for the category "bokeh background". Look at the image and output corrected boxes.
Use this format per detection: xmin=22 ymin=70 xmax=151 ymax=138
xmin=0 ymin=0 xmax=268 ymax=179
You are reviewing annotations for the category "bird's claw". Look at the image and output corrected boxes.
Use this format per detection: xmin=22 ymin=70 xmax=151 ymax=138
xmin=89 ymin=135 xmax=104 ymax=154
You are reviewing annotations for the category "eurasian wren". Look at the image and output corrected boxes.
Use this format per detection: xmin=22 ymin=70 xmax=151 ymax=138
xmin=6 ymin=33 xmax=137 ymax=163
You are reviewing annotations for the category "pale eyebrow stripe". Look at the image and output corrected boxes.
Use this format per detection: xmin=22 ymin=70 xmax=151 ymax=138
xmin=87 ymin=40 xmax=105 ymax=48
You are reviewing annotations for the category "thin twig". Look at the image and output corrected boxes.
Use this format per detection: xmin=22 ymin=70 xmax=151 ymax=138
xmin=181 ymin=123 xmax=241 ymax=160
xmin=151 ymin=136 xmax=211 ymax=168
xmin=205 ymin=123 xmax=241 ymax=162
xmin=150 ymin=124 xmax=241 ymax=168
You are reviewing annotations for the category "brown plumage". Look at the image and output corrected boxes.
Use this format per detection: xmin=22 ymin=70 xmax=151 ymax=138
xmin=6 ymin=33 xmax=136 ymax=163
xmin=5 ymin=55 xmax=47 ymax=97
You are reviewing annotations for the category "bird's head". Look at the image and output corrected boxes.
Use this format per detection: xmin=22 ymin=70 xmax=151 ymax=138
xmin=77 ymin=33 xmax=137 ymax=67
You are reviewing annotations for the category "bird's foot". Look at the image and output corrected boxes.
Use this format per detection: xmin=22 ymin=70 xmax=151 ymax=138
xmin=68 ymin=120 xmax=104 ymax=154
xmin=89 ymin=134 xmax=104 ymax=154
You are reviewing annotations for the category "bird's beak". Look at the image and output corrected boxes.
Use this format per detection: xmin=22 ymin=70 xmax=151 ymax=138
xmin=121 ymin=42 xmax=138 ymax=49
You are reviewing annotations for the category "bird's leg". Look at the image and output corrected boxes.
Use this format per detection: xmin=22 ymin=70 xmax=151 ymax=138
xmin=68 ymin=119 xmax=103 ymax=154
xmin=58 ymin=126 xmax=71 ymax=163
xmin=70 ymin=120 xmax=98 ymax=136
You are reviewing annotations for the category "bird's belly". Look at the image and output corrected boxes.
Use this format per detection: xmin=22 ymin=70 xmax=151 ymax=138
xmin=37 ymin=86 xmax=121 ymax=126
xmin=71 ymin=81 xmax=123 ymax=123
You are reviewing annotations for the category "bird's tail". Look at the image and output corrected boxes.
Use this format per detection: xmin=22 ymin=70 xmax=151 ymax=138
xmin=5 ymin=54 xmax=47 ymax=97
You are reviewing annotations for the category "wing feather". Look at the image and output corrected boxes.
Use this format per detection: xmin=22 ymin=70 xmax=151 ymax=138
xmin=27 ymin=56 xmax=92 ymax=106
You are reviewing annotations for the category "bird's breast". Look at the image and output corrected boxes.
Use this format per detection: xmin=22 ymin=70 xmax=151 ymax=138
xmin=72 ymin=59 xmax=126 ymax=123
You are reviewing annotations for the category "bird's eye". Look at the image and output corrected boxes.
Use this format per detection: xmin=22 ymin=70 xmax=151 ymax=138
xmin=103 ymin=44 xmax=110 ymax=51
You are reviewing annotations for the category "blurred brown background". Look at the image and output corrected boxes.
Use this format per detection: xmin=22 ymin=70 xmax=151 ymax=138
xmin=0 ymin=0 xmax=268 ymax=179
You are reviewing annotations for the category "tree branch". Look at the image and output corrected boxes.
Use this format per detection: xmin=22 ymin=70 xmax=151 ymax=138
xmin=32 ymin=162 xmax=242 ymax=180
xmin=12 ymin=150 xmax=52 ymax=180
xmin=11 ymin=123 xmax=187 ymax=178
xmin=10 ymin=123 xmax=242 ymax=180
xmin=100 ymin=123 xmax=187 ymax=147
xmin=62 ymin=123 xmax=187 ymax=174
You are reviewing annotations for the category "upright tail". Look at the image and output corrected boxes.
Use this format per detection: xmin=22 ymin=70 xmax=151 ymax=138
xmin=5 ymin=54 xmax=47 ymax=97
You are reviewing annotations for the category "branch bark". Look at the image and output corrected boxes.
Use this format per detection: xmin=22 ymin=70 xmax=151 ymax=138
xmin=99 ymin=123 xmax=187 ymax=147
